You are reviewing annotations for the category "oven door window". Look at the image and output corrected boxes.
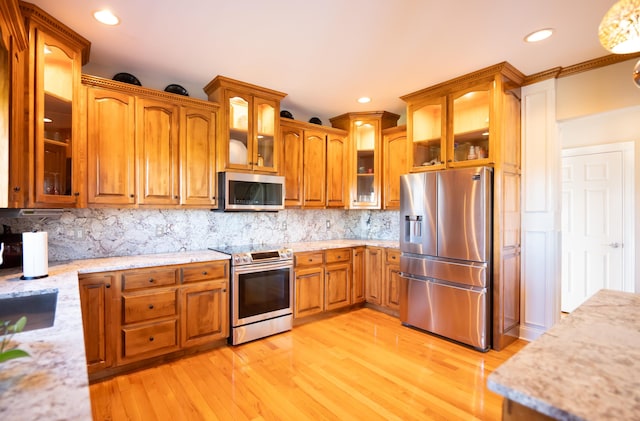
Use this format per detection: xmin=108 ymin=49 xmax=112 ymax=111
xmin=238 ymin=267 xmax=290 ymax=320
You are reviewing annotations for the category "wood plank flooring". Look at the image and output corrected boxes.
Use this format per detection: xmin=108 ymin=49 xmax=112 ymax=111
xmin=90 ymin=308 xmax=527 ymax=421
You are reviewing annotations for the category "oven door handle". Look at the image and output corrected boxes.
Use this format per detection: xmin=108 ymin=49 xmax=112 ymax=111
xmin=233 ymin=260 xmax=293 ymax=273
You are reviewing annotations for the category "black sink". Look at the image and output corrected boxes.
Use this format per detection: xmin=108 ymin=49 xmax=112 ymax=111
xmin=0 ymin=290 xmax=58 ymax=332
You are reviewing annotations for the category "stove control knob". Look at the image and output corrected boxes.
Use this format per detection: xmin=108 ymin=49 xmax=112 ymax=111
xmin=242 ymin=255 xmax=251 ymax=263
xmin=234 ymin=255 xmax=242 ymax=264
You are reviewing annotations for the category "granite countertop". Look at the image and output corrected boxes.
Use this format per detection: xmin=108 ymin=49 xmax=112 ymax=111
xmin=487 ymin=289 xmax=640 ymax=420
xmin=0 ymin=240 xmax=398 ymax=420
xmin=0 ymin=250 xmax=230 ymax=421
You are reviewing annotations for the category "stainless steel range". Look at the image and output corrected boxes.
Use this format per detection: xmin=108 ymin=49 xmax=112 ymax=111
xmin=209 ymin=245 xmax=293 ymax=345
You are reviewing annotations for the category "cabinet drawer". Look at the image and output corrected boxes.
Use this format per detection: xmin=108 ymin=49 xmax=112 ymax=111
xmin=122 ymin=319 xmax=178 ymax=358
xmin=122 ymin=268 xmax=177 ymax=291
xmin=295 ymin=251 xmax=324 ymax=267
xmin=386 ymin=249 xmax=400 ymax=265
xmin=326 ymin=248 xmax=351 ymax=264
xmin=182 ymin=261 xmax=228 ymax=283
xmin=122 ymin=290 xmax=177 ymax=324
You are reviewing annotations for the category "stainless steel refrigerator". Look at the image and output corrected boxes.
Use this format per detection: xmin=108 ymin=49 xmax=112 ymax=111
xmin=399 ymin=166 xmax=492 ymax=351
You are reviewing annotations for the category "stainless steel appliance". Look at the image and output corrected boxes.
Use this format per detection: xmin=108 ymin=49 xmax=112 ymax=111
xmin=400 ymin=166 xmax=492 ymax=351
xmin=209 ymin=245 xmax=293 ymax=345
xmin=217 ymin=172 xmax=285 ymax=211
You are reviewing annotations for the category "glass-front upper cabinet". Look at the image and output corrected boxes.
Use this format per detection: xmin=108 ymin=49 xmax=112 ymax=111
xmin=205 ymin=76 xmax=286 ymax=174
xmin=402 ymin=77 xmax=495 ymax=172
xmin=330 ymin=111 xmax=400 ymax=210
xmin=449 ymin=84 xmax=491 ymax=166
xmin=409 ymin=97 xmax=446 ymax=170
xmin=21 ymin=2 xmax=89 ymax=207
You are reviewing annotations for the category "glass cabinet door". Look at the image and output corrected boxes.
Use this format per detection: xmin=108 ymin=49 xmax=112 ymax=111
xmin=450 ymin=85 xmax=491 ymax=165
xmin=354 ymin=119 xmax=379 ymax=206
xmin=254 ymin=98 xmax=276 ymax=172
xmin=410 ymin=97 xmax=445 ymax=170
xmin=38 ymin=34 xmax=76 ymax=202
xmin=228 ymin=94 xmax=250 ymax=168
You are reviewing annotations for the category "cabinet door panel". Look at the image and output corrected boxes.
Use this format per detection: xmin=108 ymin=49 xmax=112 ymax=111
xmin=136 ymin=98 xmax=179 ymax=205
xmin=303 ymin=130 xmax=326 ymax=208
xmin=365 ymin=247 xmax=383 ymax=305
xmin=326 ymin=133 xmax=347 ymax=208
xmin=79 ymin=273 xmax=114 ymax=373
xmin=383 ymin=128 xmax=407 ymax=209
xmin=281 ymin=125 xmax=303 ymax=207
xmin=181 ymin=280 xmax=229 ymax=347
xmin=352 ymin=247 xmax=366 ymax=304
xmin=87 ymin=88 xmax=136 ymax=205
xmin=180 ymin=106 xmax=217 ymax=206
xmin=326 ymin=263 xmax=351 ymax=310
xmin=294 ymin=266 xmax=324 ymax=318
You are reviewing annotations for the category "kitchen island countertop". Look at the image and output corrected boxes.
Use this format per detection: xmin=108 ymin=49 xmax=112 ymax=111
xmin=0 ymin=240 xmax=399 ymax=420
xmin=487 ymin=289 xmax=640 ymax=420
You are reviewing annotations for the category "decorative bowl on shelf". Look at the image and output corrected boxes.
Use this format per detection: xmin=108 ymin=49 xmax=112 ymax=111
xmin=309 ymin=117 xmax=322 ymax=125
xmin=112 ymin=72 xmax=141 ymax=86
xmin=164 ymin=84 xmax=189 ymax=96
xmin=280 ymin=110 xmax=294 ymax=119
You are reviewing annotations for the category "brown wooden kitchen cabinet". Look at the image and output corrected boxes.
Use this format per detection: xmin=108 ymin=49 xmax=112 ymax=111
xmin=330 ymin=111 xmax=400 ymax=209
xmin=383 ymin=248 xmax=401 ymax=312
xmin=382 ymin=125 xmax=407 ymax=209
xmin=205 ymin=75 xmax=286 ymax=174
xmin=325 ymin=130 xmax=348 ymax=208
xmin=118 ymin=267 xmax=180 ymax=365
xmin=365 ymin=246 xmax=383 ymax=305
xmin=80 ymin=260 xmax=231 ymax=379
xmin=351 ymin=246 xmax=366 ymax=304
xmin=85 ymin=86 xmax=136 ymax=206
xmin=302 ymin=129 xmax=326 ymax=208
xmin=280 ymin=118 xmax=348 ymax=209
xmin=135 ymin=97 xmax=180 ymax=206
xmin=78 ymin=272 xmax=115 ymax=375
xmin=19 ymin=2 xmax=90 ymax=208
xmin=179 ymin=106 xmax=218 ymax=207
xmin=294 ymin=251 xmax=325 ymax=318
xmin=401 ymin=62 xmax=525 ymax=350
xmin=82 ymin=75 xmax=220 ymax=208
xmin=325 ymin=248 xmax=352 ymax=310
xmin=180 ymin=261 xmax=229 ymax=347
xmin=0 ymin=0 xmax=28 ymax=208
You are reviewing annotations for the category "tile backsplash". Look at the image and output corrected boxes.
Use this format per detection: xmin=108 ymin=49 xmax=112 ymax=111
xmin=0 ymin=208 xmax=399 ymax=261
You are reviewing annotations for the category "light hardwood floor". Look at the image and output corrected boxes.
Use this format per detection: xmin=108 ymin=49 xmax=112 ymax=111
xmin=90 ymin=308 xmax=527 ymax=420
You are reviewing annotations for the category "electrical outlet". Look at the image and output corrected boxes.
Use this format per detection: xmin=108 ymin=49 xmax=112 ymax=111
xmin=155 ymin=225 xmax=164 ymax=236
xmin=326 ymin=220 xmax=331 ymax=229
xmin=282 ymin=221 xmax=287 ymax=230
xmin=75 ymin=229 xmax=84 ymax=240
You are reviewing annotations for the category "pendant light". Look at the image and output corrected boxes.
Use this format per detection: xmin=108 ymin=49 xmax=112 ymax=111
xmin=598 ymin=0 xmax=640 ymax=53
xmin=599 ymin=0 xmax=640 ymax=88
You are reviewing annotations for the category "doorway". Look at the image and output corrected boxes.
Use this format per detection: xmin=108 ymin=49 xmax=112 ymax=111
xmin=561 ymin=142 xmax=635 ymax=312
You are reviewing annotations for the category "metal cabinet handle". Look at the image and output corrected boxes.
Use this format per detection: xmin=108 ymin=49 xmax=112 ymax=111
xmin=148 ymin=278 xmax=155 ymax=283
xmin=148 ymin=304 xmax=154 ymax=309
xmin=608 ymin=242 xmax=623 ymax=248
xmin=149 ymin=336 xmax=154 ymax=342
xmin=105 ymin=283 xmax=111 ymax=288
xmin=202 ymin=271 xmax=208 ymax=275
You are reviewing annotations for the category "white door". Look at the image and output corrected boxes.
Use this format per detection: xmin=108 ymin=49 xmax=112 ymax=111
xmin=561 ymin=149 xmax=626 ymax=312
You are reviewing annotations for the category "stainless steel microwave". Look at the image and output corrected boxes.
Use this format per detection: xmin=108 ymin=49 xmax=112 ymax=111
xmin=217 ymin=172 xmax=285 ymax=211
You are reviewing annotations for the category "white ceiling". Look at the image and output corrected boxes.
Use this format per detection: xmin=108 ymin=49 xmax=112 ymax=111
xmin=28 ymin=0 xmax=619 ymax=124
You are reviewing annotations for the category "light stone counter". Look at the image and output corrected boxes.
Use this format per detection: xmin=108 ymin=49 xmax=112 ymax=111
xmin=0 ymin=241 xmax=397 ymax=420
xmin=487 ymin=289 xmax=640 ymax=420
xmin=0 ymin=250 xmax=229 ymax=421
xmin=286 ymin=239 xmax=399 ymax=252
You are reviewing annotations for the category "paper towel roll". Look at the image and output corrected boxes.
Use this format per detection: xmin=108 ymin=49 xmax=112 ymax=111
xmin=21 ymin=231 xmax=48 ymax=280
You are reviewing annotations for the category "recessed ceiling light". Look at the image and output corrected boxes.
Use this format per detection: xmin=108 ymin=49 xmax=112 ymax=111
xmin=93 ymin=9 xmax=120 ymax=26
xmin=357 ymin=97 xmax=371 ymax=104
xmin=524 ymin=28 xmax=554 ymax=43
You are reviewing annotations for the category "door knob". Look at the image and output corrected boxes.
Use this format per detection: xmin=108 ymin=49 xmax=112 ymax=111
xmin=608 ymin=242 xmax=622 ymax=248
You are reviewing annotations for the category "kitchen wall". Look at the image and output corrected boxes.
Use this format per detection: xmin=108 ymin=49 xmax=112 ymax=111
xmin=0 ymin=208 xmax=399 ymax=261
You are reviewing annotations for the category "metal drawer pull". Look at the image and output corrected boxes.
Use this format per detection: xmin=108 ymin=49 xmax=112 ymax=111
xmin=148 ymin=278 xmax=154 ymax=283
xmin=202 ymin=271 xmax=208 ymax=275
xmin=149 ymin=336 xmax=154 ymax=342
xmin=148 ymin=304 xmax=154 ymax=309
xmin=608 ymin=242 xmax=623 ymax=248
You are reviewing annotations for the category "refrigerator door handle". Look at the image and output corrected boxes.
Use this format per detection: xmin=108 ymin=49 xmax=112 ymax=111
xmin=401 ymin=273 xmax=486 ymax=293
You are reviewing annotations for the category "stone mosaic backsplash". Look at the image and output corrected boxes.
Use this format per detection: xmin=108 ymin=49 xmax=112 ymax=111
xmin=0 ymin=208 xmax=399 ymax=261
